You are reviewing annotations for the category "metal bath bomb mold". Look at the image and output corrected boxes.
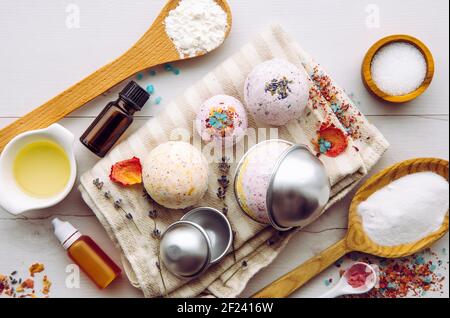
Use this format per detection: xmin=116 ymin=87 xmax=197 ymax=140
xmin=159 ymin=207 xmax=233 ymax=278
xmin=234 ymin=139 xmax=331 ymax=231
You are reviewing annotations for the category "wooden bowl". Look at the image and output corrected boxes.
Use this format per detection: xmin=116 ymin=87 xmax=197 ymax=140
xmin=362 ymin=35 xmax=435 ymax=103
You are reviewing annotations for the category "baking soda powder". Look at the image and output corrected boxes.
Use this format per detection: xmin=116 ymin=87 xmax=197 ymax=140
xmin=164 ymin=0 xmax=228 ymax=58
xmin=358 ymin=172 xmax=449 ymax=247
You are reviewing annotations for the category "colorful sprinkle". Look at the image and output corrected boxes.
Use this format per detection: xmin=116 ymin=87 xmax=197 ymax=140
xmin=310 ymin=66 xmax=362 ymax=140
xmin=1 ymin=263 xmax=52 ymax=298
xmin=149 ymin=70 xmax=157 ymax=76
xmin=155 ymin=96 xmax=162 ymax=105
xmin=415 ymin=255 xmax=425 ymax=265
xmin=136 ymin=73 xmax=144 ymax=81
xmin=204 ymin=106 xmax=239 ymax=137
xmin=344 ymin=248 xmax=447 ymax=298
xmin=146 ymin=84 xmax=154 ymax=94
xmin=164 ymin=64 xmax=173 ymax=72
xmin=172 ymin=67 xmax=181 ymax=75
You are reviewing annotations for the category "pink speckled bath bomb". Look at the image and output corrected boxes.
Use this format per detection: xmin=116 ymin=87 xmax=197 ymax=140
xmin=244 ymin=59 xmax=310 ymax=126
xmin=196 ymin=95 xmax=248 ymax=146
xmin=235 ymin=140 xmax=291 ymax=223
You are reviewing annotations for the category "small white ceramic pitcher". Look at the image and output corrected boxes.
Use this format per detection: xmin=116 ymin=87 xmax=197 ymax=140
xmin=0 ymin=124 xmax=77 ymax=215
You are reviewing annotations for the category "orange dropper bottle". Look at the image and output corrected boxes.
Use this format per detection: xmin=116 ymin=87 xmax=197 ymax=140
xmin=52 ymin=218 xmax=121 ymax=289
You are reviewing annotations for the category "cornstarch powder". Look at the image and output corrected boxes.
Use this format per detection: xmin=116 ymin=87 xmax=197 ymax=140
xmin=164 ymin=0 xmax=228 ymax=58
xmin=358 ymin=172 xmax=449 ymax=247
xmin=371 ymin=42 xmax=427 ymax=96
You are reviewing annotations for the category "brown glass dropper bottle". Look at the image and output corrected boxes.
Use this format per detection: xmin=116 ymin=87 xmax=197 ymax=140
xmin=80 ymin=81 xmax=150 ymax=157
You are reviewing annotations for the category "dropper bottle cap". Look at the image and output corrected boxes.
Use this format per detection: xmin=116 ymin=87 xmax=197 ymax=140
xmin=52 ymin=218 xmax=82 ymax=250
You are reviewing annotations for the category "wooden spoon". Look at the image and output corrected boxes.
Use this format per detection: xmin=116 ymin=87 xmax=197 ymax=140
xmin=0 ymin=0 xmax=232 ymax=152
xmin=253 ymin=158 xmax=449 ymax=298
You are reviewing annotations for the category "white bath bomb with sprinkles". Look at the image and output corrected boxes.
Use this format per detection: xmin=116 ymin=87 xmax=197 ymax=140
xmin=244 ymin=59 xmax=310 ymax=126
xmin=143 ymin=141 xmax=209 ymax=209
xmin=196 ymin=95 xmax=248 ymax=146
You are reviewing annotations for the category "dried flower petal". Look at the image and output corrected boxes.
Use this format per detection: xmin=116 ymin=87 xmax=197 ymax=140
xmin=318 ymin=126 xmax=348 ymax=157
xmin=29 ymin=263 xmax=45 ymax=277
xmin=16 ymin=278 xmax=34 ymax=293
xmin=110 ymin=157 xmax=143 ymax=186
xmin=42 ymin=275 xmax=51 ymax=295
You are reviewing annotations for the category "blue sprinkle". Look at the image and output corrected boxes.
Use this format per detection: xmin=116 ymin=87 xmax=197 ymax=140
xmin=423 ymin=276 xmax=432 ymax=284
xmin=172 ymin=68 xmax=180 ymax=75
xmin=164 ymin=64 xmax=173 ymax=72
xmin=387 ymin=282 xmax=397 ymax=289
xmin=430 ymin=264 xmax=437 ymax=272
xmin=331 ymin=104 xmax=340 ymax=113
xmin=155 ymin=96 xmax=162 ymax=105
xmin=324 ymin=141 xmax=332 ymax=149
xmin=415 ymin=256 xmax=425 ymax=265
xmin=442 ymin=248 xmax=447 ymax=255
xmin=146 ymin=84 xmax=154 ymax=94
xmin=324 ymin=279 xmax=331 ymax=287
xmin=149 ymin=70 xmax=157 ymax=76
xmin=136 ymin=73 xmax=144 ymax=81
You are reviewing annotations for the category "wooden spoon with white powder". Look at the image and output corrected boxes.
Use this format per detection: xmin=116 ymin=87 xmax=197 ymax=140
xmin=254 ymin=158 xmax=449 ymax=298
xmin=0 ymin=0 xmax=232 ymax=152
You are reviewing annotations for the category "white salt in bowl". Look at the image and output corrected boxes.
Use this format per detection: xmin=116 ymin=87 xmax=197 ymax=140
xmin=362 ymin=35 xmax=434 ymax=103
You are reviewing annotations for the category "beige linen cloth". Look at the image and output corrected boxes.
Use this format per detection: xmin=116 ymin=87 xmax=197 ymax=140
xmin=79 ymin=25 xmax=389 ymax=298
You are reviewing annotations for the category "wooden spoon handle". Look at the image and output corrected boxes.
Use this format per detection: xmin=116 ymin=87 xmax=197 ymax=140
xmin=252 ymin=239 xmax=350 ymax=298
xmin=0 ymin=50 xmax=145 ymax=152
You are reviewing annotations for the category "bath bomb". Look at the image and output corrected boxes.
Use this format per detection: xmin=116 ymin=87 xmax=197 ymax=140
xmin=235 ymin=140 xmax=291 ymax=223
xmin=244 ymin=59 xmax=310 ymax=126
xmin=196 ymin=95 xmax=248 ymax=146
xmin=143 ymin=141 xmax=209 ymax=209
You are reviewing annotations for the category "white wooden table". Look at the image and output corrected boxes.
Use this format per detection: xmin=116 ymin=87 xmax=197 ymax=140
xmin=1 ymin=0 xmax=448 ymax=298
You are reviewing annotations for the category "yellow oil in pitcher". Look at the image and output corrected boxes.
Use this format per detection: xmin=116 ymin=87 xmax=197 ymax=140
xmin=13 ymin=140 xmax=71 ymax=198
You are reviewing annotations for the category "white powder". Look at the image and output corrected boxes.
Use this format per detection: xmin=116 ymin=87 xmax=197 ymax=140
xmin=164 ymin=0 xmax=228 ymax=58
xmin=358 ymin=172 xmax=449 ymax=247
xmin=371 ymin=42 xmax=427 ymax=96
